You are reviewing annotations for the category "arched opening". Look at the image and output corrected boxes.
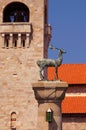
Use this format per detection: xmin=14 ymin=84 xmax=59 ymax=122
xmin=11 ymin=112 xmax=16 ymax=130
xmin=3 ymin=2 xmax=29 ymax=22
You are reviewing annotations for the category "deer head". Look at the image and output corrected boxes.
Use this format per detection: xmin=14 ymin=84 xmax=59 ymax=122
xmin=49 ymin=45 xmax=66 ymax=53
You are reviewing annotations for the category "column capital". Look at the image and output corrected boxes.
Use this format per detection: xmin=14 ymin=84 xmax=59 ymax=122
xmin=32 ymin=81 xmax=68 ymax=102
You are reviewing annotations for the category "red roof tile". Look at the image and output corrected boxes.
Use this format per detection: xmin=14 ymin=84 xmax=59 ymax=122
xmin=48 ymin=64 xmax=86 ymax=84
xmin=62 ymin=96 xmax=86 ymax=113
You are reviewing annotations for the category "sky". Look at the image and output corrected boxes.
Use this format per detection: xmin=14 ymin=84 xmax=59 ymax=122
xmin=48 ymin=0 xmax=86 ymax=63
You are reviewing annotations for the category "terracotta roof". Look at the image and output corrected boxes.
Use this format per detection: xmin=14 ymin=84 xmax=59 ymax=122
xmin=62 ymin=96 xmax=86 ymax=113
xmin=48 ymin=64 xmax=86 ymax=114
xmin=48 ymin=64 xmax=86 ymax=84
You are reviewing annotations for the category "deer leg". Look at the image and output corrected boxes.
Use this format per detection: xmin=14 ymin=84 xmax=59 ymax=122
xmin=55 ymin=66 xmax=58 ymax=80
xmin=39 ymin=67 xmax=44 ymax=80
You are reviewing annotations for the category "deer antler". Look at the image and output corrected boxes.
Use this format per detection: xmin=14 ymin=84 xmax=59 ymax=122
xmin=49 ymin=45 xmax=66 ymax=53
xmin=49 ymin=45 xmax=59 ymax=50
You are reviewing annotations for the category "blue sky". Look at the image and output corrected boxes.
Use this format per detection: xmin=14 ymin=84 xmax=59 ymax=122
xmin=48 ymin=0 xmax=86 ymax=63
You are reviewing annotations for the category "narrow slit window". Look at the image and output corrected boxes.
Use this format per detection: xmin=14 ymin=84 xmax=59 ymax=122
xmin=13 ymin=34 xmax=18 ymax=48
xmin=5 ymin=34 xmax=10 ymax=48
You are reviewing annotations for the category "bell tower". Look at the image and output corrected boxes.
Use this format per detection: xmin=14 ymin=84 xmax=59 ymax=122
xmin=0 ymin=0 xmax=51 ymax=130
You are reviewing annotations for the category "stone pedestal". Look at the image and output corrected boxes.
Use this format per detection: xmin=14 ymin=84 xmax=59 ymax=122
xmin=32 ymin=81 xmax=68 ymax=130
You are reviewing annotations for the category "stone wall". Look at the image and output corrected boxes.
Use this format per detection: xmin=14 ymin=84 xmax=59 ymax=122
xmin=0 ymin=0 xmax=45 ymax=130
xmin=62 ymin=115 xmax=86 ymax=130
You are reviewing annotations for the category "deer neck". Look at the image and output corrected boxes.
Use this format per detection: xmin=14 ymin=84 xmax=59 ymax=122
xmin=55 ymin=52 xmax=63 ymax=66
xmin=58 ymin=52 xmax=62 ymax=60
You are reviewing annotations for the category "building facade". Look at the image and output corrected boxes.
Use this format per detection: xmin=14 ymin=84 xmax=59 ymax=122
xmin=0 ymin=0 xmax=51 ymax=130
xmin=0 ymin=0 xmax=86 ymax=130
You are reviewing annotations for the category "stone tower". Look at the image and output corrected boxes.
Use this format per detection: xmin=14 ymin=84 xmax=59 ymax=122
xmin=0 ymin=0 xmax=51 ymax=130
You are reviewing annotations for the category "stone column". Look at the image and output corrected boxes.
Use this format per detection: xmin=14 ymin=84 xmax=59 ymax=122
xmin=18 ymin=33 xmax=21 ymax=48
xmin=9 ymin=33 xmax=13 ymax=48
xmin=32 ymin=81 xmax=68 ymax=130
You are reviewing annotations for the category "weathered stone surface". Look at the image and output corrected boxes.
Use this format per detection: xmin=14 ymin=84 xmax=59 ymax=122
xmin=62 ymin=117 xmax=86 ymax=130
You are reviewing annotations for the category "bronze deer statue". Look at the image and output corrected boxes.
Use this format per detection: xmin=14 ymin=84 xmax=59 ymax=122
xmin=37 ymin=45 xmax=66 ymax=80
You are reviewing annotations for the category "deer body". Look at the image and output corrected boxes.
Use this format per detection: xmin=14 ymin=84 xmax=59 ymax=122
xmin=37 ymin=48 xmax=66 ymax=80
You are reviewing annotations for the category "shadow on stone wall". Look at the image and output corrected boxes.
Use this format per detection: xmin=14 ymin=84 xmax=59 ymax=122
xmin=49 ymin=119 xmax=58 ymax=130
xmin=62 ymin=114 xmax=86 ymax=123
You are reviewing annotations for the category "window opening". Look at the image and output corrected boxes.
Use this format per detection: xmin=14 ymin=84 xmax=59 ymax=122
xmin=5 ymin=34 xmax=10 ymax=48
xmin=13 ymin=34 xmax=18 ymax=48
xmin=3 ymin=2 xmax=29 ymax=22
xmin=21 ymin=33 xmax=26 ymax=47
xmin=22 ymin=40 xmax=25 ymax=47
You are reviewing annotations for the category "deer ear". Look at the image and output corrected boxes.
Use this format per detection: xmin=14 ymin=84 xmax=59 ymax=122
xmin=49 ymin=45 xmax=53 ymax=49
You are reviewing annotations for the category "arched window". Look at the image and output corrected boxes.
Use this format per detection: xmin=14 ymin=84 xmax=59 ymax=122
xmin=3 ymin=2 xmax=29 ymax=22
xmin=11 ymin=112 xmax=16 ymax=130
